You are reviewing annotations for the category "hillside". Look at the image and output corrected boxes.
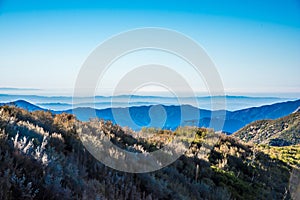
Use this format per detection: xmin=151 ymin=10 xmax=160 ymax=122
xmin=233 ymin=110 xmax=300 ymax=146
xmin=229 ymin=100 xmax=300 ymax=126
xmin=0 ymin=105 xmax=299 ymax=199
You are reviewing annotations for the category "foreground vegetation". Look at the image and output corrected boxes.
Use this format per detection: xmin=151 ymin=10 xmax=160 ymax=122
xmin=0 ymin=105 xmax=299 ymax=199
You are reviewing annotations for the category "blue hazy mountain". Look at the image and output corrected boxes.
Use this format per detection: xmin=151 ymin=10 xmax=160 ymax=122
xmin=0 ymin=100 xmax=45 ymax=112
xmin=0 ymin=94 xmax=293 ymax=111
xmin=2 ymin=98 xmax=299 ymax=134
xmin=66 ymin=100 xmax=300 ymax=133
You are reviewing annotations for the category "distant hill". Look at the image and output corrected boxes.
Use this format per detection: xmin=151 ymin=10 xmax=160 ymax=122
xmin=0 ymin=100 xmax=45 ymax=112
xmin=229 ymin=99 xmax=300 ymax=125
xmin=233 ymin=109 xmax=300 ymax=146
xmin=1 ymin=99 xmax=300 ymax=133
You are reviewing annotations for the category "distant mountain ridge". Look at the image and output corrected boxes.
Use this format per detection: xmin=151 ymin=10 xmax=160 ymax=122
xmin=1 ymin=99 xmax=300 ymax=134
xmin=0 ymin=94 xmax=294 ymax=111
xmin=0 ymin=100 xmax=45 ymax=112
xmin=68 ymin=99 xmax=300 ymax=133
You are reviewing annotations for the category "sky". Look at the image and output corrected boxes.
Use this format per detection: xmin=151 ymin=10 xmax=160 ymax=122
xmin=0 ymin=0 xmax=300 ymax=97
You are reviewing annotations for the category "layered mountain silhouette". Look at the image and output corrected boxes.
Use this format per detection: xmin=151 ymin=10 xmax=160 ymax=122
xmin=0 ymin=100 xmax=45 ymax=112
xmin=2 ymin=99 xmax=300 ymax=134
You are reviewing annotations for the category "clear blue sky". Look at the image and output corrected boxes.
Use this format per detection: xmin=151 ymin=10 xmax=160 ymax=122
xmin=0 ymin=0 xmax=299 ymax=97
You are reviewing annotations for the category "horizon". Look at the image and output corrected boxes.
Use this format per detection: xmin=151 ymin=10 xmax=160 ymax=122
xmin=0 ymin=88 xmax=300 ymax=99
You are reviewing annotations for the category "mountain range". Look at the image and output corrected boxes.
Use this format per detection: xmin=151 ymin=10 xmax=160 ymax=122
xmin=0 ymin=94 xmax=293 ymax=111
xmin=1 ymin=99 xmax=300 ymax=134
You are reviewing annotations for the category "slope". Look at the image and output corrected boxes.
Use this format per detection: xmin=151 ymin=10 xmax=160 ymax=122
xmin=233 ymin=110 xmax=300 ymax=146
xmin=0 ymin=105 xmax=299 ymax=199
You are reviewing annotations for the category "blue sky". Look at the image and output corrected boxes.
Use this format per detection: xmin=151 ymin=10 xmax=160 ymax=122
xmin=0 ymin=0 xmax=299 ymax=97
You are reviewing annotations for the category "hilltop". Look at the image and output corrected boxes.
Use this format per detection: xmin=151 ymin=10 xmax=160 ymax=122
xmin=0 ymin=105 xmax=299 ymax=199
xmin=233 ymin=109 xmax=300 ymax=146
xmin=0 ymin=100 xmax=44 ymax=112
